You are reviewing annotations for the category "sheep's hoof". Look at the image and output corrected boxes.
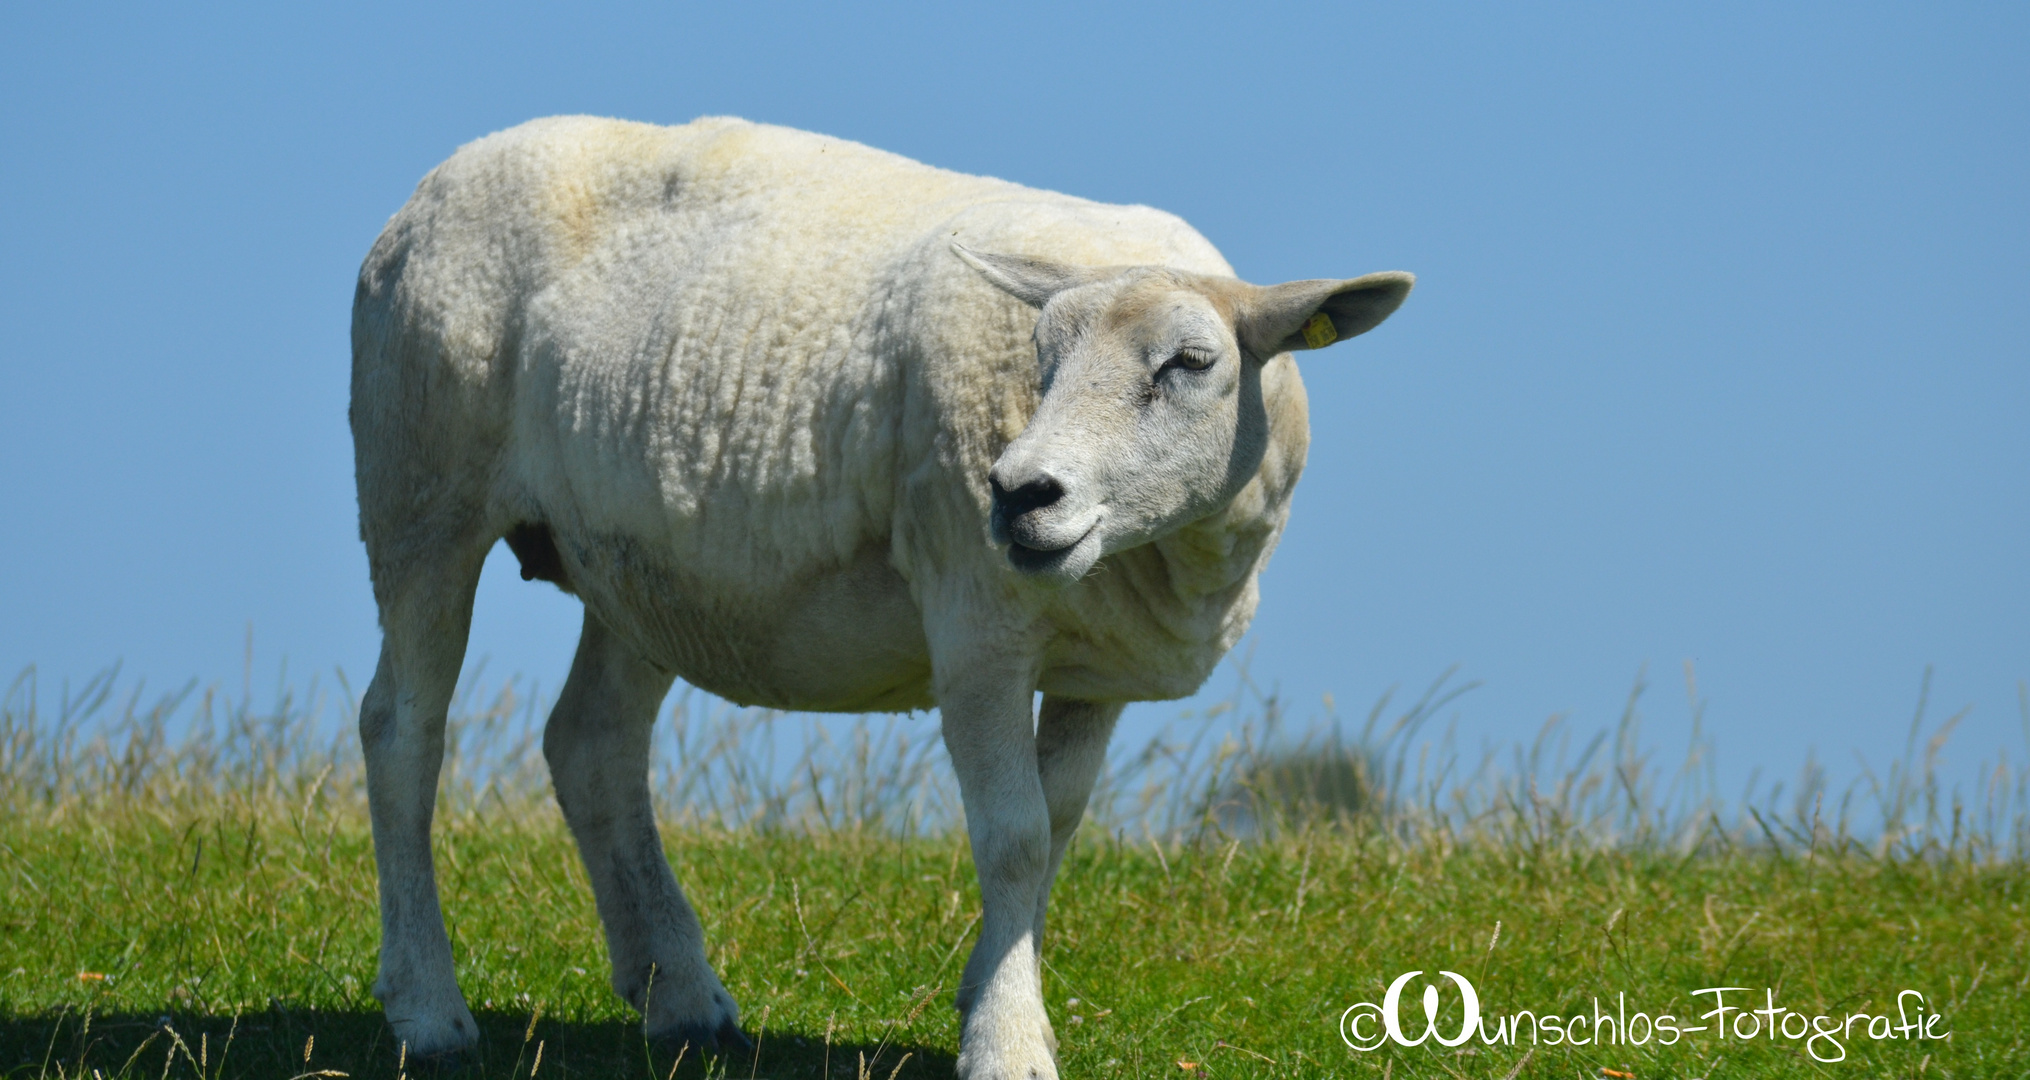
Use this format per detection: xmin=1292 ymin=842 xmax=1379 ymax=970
xmin=386 ymin=1007 xmax=482 ymax=1070
xmin=393 ymin=1037 xmax=477 ymax=1074
xmin=650 ymin=1019 xmax=754 ymax=1057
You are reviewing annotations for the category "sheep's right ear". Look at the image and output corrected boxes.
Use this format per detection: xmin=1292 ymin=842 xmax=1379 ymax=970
xmin=952 ymin=244 xmax=1100 ymax=309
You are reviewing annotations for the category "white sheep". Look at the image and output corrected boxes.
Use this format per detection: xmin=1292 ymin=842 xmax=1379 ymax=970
xmin=350 ymin=114 xmax=1411 ymax=1078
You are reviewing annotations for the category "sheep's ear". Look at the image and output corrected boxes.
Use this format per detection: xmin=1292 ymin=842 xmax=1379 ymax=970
xmin=952 ymin=243 xmax=1101 ymax=309
xmin=1236 ymin=271 xmax=1414 ymax=357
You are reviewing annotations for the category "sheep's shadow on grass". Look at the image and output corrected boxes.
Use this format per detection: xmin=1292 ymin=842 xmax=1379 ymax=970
xmin=4 ymin=1006 xmax=955 ymax=1080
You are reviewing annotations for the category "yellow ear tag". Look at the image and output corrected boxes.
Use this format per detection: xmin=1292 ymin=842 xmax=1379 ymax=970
xmin=1301 ymin=311 xmax=1338 ymax=349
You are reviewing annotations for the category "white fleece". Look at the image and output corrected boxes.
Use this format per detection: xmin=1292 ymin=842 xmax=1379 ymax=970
xmin=348 ymin=115 xmax=1408 ymax=1080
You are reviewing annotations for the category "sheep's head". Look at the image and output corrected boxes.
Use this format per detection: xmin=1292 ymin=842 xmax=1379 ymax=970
xmin=957 ymin=244 xmax=1412 ymax=587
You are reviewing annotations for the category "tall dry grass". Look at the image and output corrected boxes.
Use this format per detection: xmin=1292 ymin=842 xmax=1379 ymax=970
xmin=4 ymin=660 xmax=2026 ymax=861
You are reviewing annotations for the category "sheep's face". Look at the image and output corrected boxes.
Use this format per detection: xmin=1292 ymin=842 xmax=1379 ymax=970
xmin=958 ymin=247 xmax=1412 ymax=587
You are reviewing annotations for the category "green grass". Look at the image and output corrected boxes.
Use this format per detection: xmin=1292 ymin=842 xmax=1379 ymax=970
xmin=3 ymin=667 xmax=2028 ymax=1078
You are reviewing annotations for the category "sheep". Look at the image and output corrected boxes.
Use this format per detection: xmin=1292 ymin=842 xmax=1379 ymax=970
xmin=350 ymin=114 xmax=1411 ymax=1078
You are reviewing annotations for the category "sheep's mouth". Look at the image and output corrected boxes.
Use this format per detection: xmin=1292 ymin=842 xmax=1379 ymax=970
xmin=1006 ymin=539 xmax=1070 ymax=573
xmin=1003 ymin=522 xmax=1099 ymax=577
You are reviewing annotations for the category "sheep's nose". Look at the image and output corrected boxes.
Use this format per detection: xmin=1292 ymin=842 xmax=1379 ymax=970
xmin=989 ymin=469 xmax=1065 ymax=520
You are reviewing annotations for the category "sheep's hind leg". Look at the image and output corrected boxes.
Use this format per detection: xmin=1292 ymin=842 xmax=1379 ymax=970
xmin=544 ymin=611 xmax=748 ymax=1053
xmin=359 ymin=547 xmax=488 ymax=1061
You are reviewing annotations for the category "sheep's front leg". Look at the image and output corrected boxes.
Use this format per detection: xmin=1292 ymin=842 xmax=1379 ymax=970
xmin=938 ymin=648 xmax=1057 ymax=1080
xmin=1020 ymin=696 xmax=1122 ymax=1057
xmin=1032 ymin=697 xmax=1121 ymax=951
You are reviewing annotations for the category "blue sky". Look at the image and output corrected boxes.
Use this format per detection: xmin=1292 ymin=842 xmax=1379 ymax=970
xmin=2 ymin=3 xmax=2024 ymax=796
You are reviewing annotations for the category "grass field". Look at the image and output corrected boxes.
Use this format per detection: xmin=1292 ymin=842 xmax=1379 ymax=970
xmin=3 ymin=667 xmax=2027 ymax=1079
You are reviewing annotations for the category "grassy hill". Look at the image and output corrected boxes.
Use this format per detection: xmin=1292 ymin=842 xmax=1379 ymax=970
xmin=3 ymin=668 xmax=2024 ymax=1078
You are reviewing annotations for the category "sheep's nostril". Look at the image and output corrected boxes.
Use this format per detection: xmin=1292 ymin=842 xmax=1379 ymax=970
xmin=990 ymin=473 xmax=1065 ymax=521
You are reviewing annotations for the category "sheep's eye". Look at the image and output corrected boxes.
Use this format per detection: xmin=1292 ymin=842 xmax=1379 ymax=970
xmin=1162 ymin=350 xmax=1215 ymax=373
